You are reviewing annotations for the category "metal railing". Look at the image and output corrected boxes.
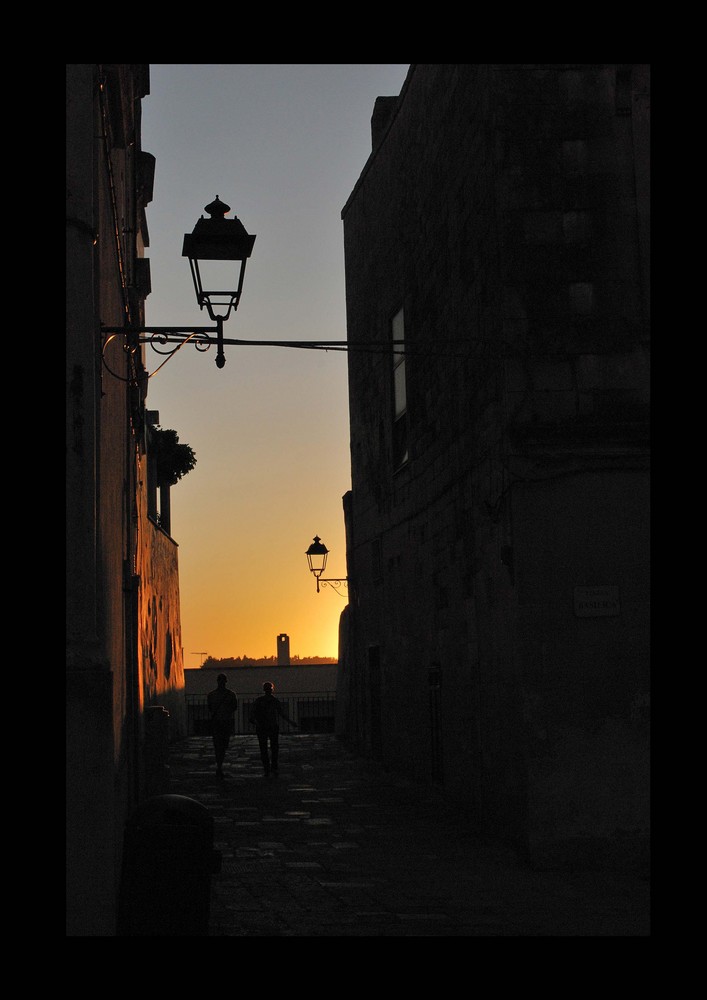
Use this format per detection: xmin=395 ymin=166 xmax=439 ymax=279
xmin=185 ymin=692 xmax=336 ymax=736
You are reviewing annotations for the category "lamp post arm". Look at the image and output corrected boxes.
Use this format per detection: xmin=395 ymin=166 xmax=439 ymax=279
xmin=101 ymin=325 xmax=411 ymax=384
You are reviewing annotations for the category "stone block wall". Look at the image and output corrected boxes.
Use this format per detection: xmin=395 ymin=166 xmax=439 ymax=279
xmin=342 ymin=64 xmax=649 ymax=864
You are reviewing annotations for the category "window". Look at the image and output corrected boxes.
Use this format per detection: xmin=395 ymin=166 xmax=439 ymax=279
xmin=391 ymin=307 xmax=408 ymax=469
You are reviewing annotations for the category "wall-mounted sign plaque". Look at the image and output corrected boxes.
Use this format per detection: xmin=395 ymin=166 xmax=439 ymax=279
xmin=574 ymin=585 xmax=620 ymax=617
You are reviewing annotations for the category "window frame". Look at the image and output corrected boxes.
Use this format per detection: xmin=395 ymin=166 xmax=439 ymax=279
xmin=391 ymin=306 xmax=408 ymax=470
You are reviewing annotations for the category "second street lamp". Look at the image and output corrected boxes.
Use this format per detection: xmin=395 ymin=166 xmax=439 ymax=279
xmin=306 ymin=536 xmax=348 ymax=595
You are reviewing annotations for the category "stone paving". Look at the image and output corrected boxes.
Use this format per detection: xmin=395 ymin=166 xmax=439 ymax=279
xmin=166 ymin=734 xmax=650 ymax=937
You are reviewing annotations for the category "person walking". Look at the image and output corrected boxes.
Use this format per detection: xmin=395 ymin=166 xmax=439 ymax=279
xmin=207 ymin=673 xmax=239 ymax=779
xmin=248 ymin=682 xmax=298 ymax=777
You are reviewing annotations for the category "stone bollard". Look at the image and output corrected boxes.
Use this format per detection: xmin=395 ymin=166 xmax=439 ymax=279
xmin=117 ymin=794 xmax=221 ymax=936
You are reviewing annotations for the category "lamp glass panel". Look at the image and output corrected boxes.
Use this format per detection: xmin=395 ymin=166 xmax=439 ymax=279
xmin=310 ymin=553 xmax=327 ymax=574
xmin=196 ymin=258 xmax=240 ymax=295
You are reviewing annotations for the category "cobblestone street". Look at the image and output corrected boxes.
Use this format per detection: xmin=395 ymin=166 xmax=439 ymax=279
xmin=166 ymin=734 xmax=650 ymax=937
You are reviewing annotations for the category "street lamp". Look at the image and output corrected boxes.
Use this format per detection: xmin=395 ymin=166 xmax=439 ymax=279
xmin=182 ymin=196 xmax=256 ymax=368
xmin=101 ymin=196 xmax=256 ymax=376
xmin=102 ymin=197 xmax=416 ymax=388
xmin=306 ymin=536 xmax=348 ymax=594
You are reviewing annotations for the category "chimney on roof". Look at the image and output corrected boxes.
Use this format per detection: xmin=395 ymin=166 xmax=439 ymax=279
xmin=371 ymin=96 xmax=398 ymax=150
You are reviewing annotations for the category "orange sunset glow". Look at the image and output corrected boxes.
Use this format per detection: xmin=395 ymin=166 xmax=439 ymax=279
xmin=141 ymin=65 xmax=408 ymax=661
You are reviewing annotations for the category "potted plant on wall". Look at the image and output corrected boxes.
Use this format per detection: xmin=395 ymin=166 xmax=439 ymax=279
xmin=149 ymin=427 xmax=196 ymax=533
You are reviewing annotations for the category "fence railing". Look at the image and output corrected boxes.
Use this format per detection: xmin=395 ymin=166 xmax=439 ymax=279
xmin=185 ymin=692 xmax=336 ymax=736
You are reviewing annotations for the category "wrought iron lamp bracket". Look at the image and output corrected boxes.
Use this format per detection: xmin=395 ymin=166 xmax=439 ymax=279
xmin=101 ymin=317 xmax=229 ymax=382
xmin=315 ymin=577 xmax=349 ymax=595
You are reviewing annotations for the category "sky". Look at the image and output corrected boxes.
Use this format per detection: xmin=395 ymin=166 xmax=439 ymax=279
xmin=141 ymin=64 xmax=410 ymax=665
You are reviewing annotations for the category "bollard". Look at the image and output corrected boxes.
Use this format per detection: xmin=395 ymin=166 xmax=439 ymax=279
xmin=118 ymin=794 xmax=221 ymax=936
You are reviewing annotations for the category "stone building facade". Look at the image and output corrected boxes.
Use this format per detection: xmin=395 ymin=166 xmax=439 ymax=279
xmin=66 ymin=64 xmax=187 ymax=935
xmin=339 ymin=65 xmax=649 ymax=867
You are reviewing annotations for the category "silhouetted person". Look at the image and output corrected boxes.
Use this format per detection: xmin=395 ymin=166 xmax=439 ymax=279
xmin=248 ymin=682 xmax=297 ymax=776
xmin=207 ymin=673 xmax=238 ymax=779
